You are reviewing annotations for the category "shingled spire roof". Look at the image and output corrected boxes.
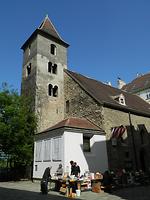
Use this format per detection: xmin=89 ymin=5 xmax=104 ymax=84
xmin=38 ymin=15 xmax=62 ymax=41
xmin=21 ymin=15 xmax=69 ymax=50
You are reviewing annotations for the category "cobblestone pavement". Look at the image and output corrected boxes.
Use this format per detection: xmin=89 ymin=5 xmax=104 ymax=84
xmin=0 ymin=181 xmax=150 ymax=200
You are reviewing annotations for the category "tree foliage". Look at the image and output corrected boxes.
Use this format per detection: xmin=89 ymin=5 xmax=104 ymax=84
xmin=0 ymin=83 xmax=37 ymax=166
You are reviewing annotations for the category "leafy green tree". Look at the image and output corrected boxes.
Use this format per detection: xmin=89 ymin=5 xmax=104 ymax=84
xmin=0 ymin=83 xmax=37 ymax=167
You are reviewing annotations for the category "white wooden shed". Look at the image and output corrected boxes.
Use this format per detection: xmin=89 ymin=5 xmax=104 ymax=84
xmin=33 ymin=117 xmax=108 ymax=179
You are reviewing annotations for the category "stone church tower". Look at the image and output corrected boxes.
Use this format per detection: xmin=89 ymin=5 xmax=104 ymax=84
xmin=21 ymin=16 xmax=69 ymax=132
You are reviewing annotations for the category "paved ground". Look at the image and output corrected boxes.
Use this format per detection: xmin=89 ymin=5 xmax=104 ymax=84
xmin=0 ymin=181 xmax=150 ymax=200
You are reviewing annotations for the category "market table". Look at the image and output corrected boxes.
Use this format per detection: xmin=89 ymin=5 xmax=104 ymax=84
xmin=50 ymin=177 xmax=103 ymax=194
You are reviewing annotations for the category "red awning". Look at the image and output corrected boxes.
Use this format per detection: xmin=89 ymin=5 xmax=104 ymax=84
xmin=111 ymin=125 xmax=126 ymax=138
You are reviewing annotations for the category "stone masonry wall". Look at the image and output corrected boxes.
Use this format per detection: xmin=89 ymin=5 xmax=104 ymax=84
xmin=35 ymin=35 xmax=68 ymax=132
xmin=21 ymin=34 xmax=68 ymax=133
xmin=64 ymin=72 xmax=104 ymax=129
xmin=103 ymin=107 xmax=150 ymax=171
xmin=64 ymin=72 xmax=150 ymax=171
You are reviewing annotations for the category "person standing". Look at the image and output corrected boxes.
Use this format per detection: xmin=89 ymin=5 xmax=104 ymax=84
xmin=56 ymin=163 xmax=63 ymax=177
xmin=74 ymin=162 xmax=80 ymax=177
xmin=70 ymin=160 xmax=75 ymax=175
xmin=41 ymin=167 xmax=52 ymax=194
xmin=70 ymin=161 xmax=80 ymax=177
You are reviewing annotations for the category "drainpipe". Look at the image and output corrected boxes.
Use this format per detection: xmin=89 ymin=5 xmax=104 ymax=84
xmin=128 ymin=112 xmax=138 ymax=171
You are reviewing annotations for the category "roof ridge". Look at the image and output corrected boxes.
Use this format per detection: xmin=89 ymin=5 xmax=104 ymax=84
xmin=65 ymin=69 xmax=150 ymax=117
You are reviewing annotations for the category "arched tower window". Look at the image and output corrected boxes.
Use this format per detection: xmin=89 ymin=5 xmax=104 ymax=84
xmin=48 ymin=62 xmax=57 ymax=74
xmin=51 ymin=44 xmax=56 ymax=55
xmin=53 ymin=85 xmax=58 ymax=97
xmin=48 ymin=62 xmax=52 ymax=73
xmin=48 ymin=84 xmax=53 ymax=96
xmin=52 ymin=64 xmax=57 ymax=74
xmin=48 ymin=84 xmax=58 ymax=97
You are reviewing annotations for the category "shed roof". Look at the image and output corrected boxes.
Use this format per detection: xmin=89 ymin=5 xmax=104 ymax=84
xmin=41 ymin=117 xmax=103 ymax=133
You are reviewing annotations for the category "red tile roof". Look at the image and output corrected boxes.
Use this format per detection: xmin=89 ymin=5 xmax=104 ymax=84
xmin=122 ymin=73 xmax=150 ymax=93
xmin=42 ymin=117 xmax=103 ymax=133
xmin=65 ymin=70 xmax=150 ymax=117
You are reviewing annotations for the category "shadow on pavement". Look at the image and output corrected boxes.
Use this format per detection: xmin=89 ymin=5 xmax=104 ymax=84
xmin=1 ymin=184 xmax=150 ymax=200
xmin=0 ymin=187 xmax=80 ymax=200
xmin=112 ymin=186 xmax=150 ymax=200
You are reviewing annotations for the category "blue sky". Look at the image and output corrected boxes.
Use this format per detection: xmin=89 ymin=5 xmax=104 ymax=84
xmin=1 ymin=0 xmax=150 ymax=92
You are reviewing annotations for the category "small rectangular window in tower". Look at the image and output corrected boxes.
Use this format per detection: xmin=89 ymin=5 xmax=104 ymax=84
xmin=28 ymin=45 xmax=31 ymax=56
xmin=48 ymin=84 xmax=52 ymax=96
xmin=51 ymin=44 xmax=56 ymax=55
xmin=83 ymin=136 xmax=91 ymax=152
xmin=26 ymin=63 xmax=31 ymax=76
xmin=66 ymin=100 xmax=70 ymax=113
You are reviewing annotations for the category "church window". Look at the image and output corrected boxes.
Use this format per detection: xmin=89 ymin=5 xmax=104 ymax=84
xmin=48 ymin=62 xmax=52 ymax=73
xmin=51 ymin=44 xmax=56 ymax=55
xmin=83 ymin=136 xmax=91 ymax=152
xmin=48 ymin=84 xmax=58 ymax=97
xmin=26 ymin=63 xmax=31 ymax=76
xmin=48 ymin=84 xmax=53 ymax=96
xmin=53 ymin=64 xmax=57 ymax=74
xmin=48 ymin=62 xmax=57 ymax=74
xmin=53 ymin=85 xmax=58 ymax=97
xmin=66 ymin=100 xmax=70 ymax=113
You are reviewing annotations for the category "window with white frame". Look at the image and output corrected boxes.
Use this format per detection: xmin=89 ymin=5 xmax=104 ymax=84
xmin=146 ymin=93 xmax=150 ymax=100
xmin=43 ymin=139 xmax=51 ymax=161
xmin=35 ymin=141 xmax=42 ymax=162
xmin=52 ymin=137 xmax=62 ymax=161
xmin=119 ymin=94 xmax=126 ymax=105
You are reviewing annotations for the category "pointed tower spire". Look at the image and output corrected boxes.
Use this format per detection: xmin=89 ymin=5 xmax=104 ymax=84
xmin=38 ymin=15 xmax=62 ymax=41
xmin=21 ymin=15 xmax=69 ymax=50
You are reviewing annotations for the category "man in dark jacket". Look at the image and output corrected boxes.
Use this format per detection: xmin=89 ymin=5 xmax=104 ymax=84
xmin=74 ymin=162 xmax=80 ymax=177
xmin=41 ymin=167 xmax=52 ymax=194
xmin=70 ymin=161 xmax=80 ymax=177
